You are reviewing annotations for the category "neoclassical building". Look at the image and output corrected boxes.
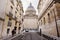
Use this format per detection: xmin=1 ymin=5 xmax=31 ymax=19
xmin=23 ymin=3 xmax=38 ymax=30
xmin=0 ymin=0 xmax=24 ymax=38
xmin=37 ymin=0 xmax=60 ymax=37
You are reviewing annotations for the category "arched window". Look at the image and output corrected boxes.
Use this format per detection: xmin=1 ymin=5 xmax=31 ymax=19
xmin=41 ymin=20 xmax=42 ymax=25
xmin=48 ymin=13 xmax=50 ymax=23
xmin=44 ymin=17 xmax=46 ymax=25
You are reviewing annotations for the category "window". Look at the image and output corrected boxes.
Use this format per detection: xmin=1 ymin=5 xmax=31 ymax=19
xmin=15 ymin=11 xmax=17 ymax=13
xmin=44 ymin=17 xmax=46 ymax=25
xmin=9 ymin=18 xmax=12 ymax=21
xmin=22 ymin=19 xmax=23 ymax=21
xmin=7 ymin=18 xmax=12 ymax=27
xmin=48 ymin=13 xmax=50 ymax=23
xmin=15 ymin=21 xmax=17 ymax=25
xmin=11 ymin=6 xmax=13 ymax=9
xmin=16 ymin=8 xmax=18 ymax=11
xmin=9 ymin=12 xmax=13 ymax=17
xmin=18 ymin=27 xmax=21 ymax=30
xmin=20 ymin=13 xmax=21 ymax=15
xmin=41 ymin=20 xmax=42 ymax=25
xmin=7 ymin=21 xmax=12 ymax=27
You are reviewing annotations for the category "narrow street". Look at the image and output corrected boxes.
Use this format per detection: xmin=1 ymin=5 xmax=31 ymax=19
xmin=0 ymin=0 xmax=60 ymax=40
xmin=3 ymin=32 xmax=48 ymax=40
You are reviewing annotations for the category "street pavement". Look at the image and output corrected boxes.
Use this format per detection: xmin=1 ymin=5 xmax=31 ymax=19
xmin=4 ymin=32 xmax=48 ymax=40
xmin=3 ymin=32 xmax=60 ymax=40
xmin=21 ymin=32 xmax=48 ymax=40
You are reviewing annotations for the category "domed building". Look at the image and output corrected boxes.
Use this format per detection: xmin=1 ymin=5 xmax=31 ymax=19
xmin=25 ymin=3 xmax=36 ymax=15
xmin=23 ymin=3 xmax=38 ymax=31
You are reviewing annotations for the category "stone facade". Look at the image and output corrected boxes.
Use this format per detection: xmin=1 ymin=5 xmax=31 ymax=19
xmin=37 ymin=0 xmax=60 ymax=37
xmin=23 ymin=3 xmax=38 ymax=30
xmin=0 ymin=0 xmax=24 ymax=38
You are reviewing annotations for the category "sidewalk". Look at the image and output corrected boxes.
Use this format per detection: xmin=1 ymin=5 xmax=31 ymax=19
xmin=0 ymin=35 xmax=12 ymax=40
xmin=0 ymin=34 xmax=23 ymax=40
xmin=9 ymin=34 xmax=23 ymax=40
xmin=37 ymin=32 xmax=60 ymax=40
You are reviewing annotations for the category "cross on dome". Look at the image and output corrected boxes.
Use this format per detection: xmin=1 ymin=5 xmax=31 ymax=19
xmin=27 ymin=3 xmax=34 ymax=9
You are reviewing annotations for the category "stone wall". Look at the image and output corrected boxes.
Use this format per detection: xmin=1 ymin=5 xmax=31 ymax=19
xmin=39 ymin=3 xmax=60 ymax=37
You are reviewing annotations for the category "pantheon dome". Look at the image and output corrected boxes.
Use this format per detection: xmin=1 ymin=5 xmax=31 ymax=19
xmin=25 ymin=3 xmax=36 ymax=15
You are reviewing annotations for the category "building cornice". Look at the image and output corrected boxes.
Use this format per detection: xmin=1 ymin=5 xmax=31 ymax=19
xmin=38 ymin=0 xmax=54 ymax=21
xmin=38 ymin=0 xmax=60 ymax=21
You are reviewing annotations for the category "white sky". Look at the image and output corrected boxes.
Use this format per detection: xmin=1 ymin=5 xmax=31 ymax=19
xmin=21 ymin=0 xmax=39 ymax=14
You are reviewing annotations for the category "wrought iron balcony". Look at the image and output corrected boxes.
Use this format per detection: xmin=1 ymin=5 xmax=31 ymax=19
xmin=7 ymin=12 xmax=13 ymax=18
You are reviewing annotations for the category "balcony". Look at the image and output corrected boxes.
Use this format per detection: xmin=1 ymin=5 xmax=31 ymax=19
xmin=7 ymin=12 xmax=13 ymax=18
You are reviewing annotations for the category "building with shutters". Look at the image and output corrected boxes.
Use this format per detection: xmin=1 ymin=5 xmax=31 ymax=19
xmin=0 ymin=0 xmax=24 ymax=38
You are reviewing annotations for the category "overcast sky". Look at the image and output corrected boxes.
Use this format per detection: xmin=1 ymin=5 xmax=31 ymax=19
xmin=21 ymin=0 xmax=39 ymax=14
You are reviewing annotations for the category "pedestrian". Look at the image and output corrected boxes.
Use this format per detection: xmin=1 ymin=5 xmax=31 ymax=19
xmin=14 ymin=27 xmax=17 ymax=34
xmin=40 ymin=29 xmax=42 ymax=36
xmin=11 ymin=27 xmax=17 ymax=37
xmin=18 ymin=27 xmax=21 ymax=34
xmin=12 ymin=29 xmax=15 ymax=37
